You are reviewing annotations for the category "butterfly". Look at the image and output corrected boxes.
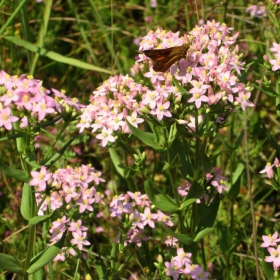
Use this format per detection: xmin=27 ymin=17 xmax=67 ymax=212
xmin=143 ymin=44 xmax=189 ymax=72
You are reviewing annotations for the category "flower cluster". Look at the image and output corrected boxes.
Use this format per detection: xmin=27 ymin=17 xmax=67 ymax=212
xmin=269 ymin=42 xmax=280 ymax=72
xmin=0 ymin=70 xmax=83 ymax=131
xmin=137 ymin=20 xmax=253 ymax=111
xmin=246 ymin=5 xmax=267 ymax=18
xmin=259 ymin=157 xmax=280 ymax=179
xmin=78 ymin=21 xmax=253 ymax=147
xmin=261 ymin=232 xmax=280 ymax=271
xmin=109 ymin=191 xmax=174 ymax=247
xmin=29 ymin=164 xmax=106 ymax=258
xmin=77 ymin=75 xmax=146 ymax=146
xmin=164 ymin=248 xmax=210 ymax=280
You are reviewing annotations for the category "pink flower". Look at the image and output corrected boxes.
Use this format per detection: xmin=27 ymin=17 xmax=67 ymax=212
xmin=68 ymin=220 xmax=88 ymax=236
xmin=126 ymin=111 xmax=144 ymax=128
xmin=53 ymin=251 xmax=66 ymax=262
xmin=76 ymin=196 xmax=95 ymax=213
xmin=70 ymin=231 xmax=90 ymax=251
xmin=140 ymin=207 xmax=158 ymax=228
xmin=157 ymin=210 xmax=173 ymax=227
xmin=0 ymin=89 xmax=19 ymax=106
xmin=20 ymin=116 xmax=28 ymax=128
xmin=96 ymin=127 xmax=115 ymax=147
xmin=165 ymin=261 xmax=180 ymax=280
xmin=265 ymin=246 xmax=280 ymax=270
xmin=29 ymin=166 xmax=52 ymax=191
xmin=260 ymin=162 xmax=274 ymax=179
xmin=189 ymin=264 xmax=210 ymax=279
xmin=164 ymin=235 xmax=178 ymax=247
xmin=150 ymin=101 xmax=172 ymax=121
xmin=150 ymin=0 xmax=156 ymax=8
xmin=188 ymin=92 xmax=209 ymax=109
xmin=270 ymin=42 xmax=280 ymax=54
xmin=261 ymin=232 xmax=280 ymax=248
xmin=269 ymin=57 xmax=280 ymax=72
xmin=0 ymin=107 xmax=19 ymax=130
xmin=274 ymin=157 xmax=280 ymax=167
xmin=246 ymin=5 xmax=267 ymax=18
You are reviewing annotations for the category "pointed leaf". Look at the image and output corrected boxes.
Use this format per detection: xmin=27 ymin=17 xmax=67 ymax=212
xmin=27 ymin=233 xmax=66 ymax=274
xmin=194 ymin=227 xmax=213 ymax=241
xmin=29 ymin=212 xmax=55 ymax=226
xmin=172 ymin=138 xmax=193 ymax=177
xmin=162 ymin=154 xmax=181 ymax=171
xmin=20 ymin=183 xmax=33 ymax=221
xmin=0 ymin=253 xmax=25 ymax=276
xmin=109 ymin=148 xmax=125 ymax=177
xmin=201 ymin=152 xmax=212 ymax=175
xmin=153 ymin=194 xmax=178 ymax=212
xmin=172 ymin=76 xmax=188 ymax=96
xmin=0 ymin=163 xmax=29 ymax=182
xmin=3 ymin=36 xmax=111 ymax=74
xmin=161 ymin=226 xmax=193 ymax=245
xmin=168 ymin=123 xmax=177 ymax=145
xmin=43 ymin=137 xmax=75 ymax=167
xmin=181 ymin=183 xmax=204 ymax=210
xmin=144 ymin=180 xmax=177 ymax=211
xmin=144 ymin=179 xmax=155 ymax=201
xmin=194 ymin=195 xmax=220 ymax=242
xmin=127 ymin=121 xmax=164 ymax=151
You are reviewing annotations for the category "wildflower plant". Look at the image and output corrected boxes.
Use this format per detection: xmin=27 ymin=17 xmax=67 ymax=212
xmin=74 ymin=20 xmax=252 ymax=278
xmin=0 ymin=16 xmax=260 ymax=280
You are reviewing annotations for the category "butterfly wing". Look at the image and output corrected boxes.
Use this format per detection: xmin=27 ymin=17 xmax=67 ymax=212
xmin=143 ymin=45 xmax=188 ymax=72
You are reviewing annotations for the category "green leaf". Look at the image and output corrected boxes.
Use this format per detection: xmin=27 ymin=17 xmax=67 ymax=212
xmin=27 ymin=233 xmax=66 ymax=274
xmin=22 ymin=152 xmax=41 ymax=169
xmin=146 ymin=119 xmax=165 ymax=146
xmin=162 ymin=154 xmax=181 ymax=171
xmin=3 ymin=36 xmax=111 ymax=74
xmin=127 ymin=121 xmax=164 ymax=151
xmin=153 ymin=194 xmax=178 ymax=212
xmin=201 ymin=152 xmax=212 ymax=175
xmin=194 ymin=195 xmax=220 ymax=242
xmin=109 ymin=148 xmax=126 ymax=178
xmin=260 ymin=259 xmax=274 ymax=280
xmin=93 ymin=263 xmax=104 ymax=279
xmin=0 ymin=253 xmax=25 ymax=276
xmin=144 ymin=179 xmax=155 ymax=201
xmin=253 ymin=84 xmax=277 ymax=97
xmin=43 ymin=137 xmax=75 ymax=167
xmin=232 ymin=163 xmax=244 ymax=185
xmin=34 ymin=268 xmax=46 ymax=280
xmin=0 ymin=163 xmax=29 ymax=182
xmin=144 ymin=180 xmax=177 ymax=212
xmin=29 ymin=212 xmax=55 ymax=226
xmin=168 ymin=123 xmax=177 ymax=145
xmin=172 ymin=76 xmax=188 ymax=95
xmin=194 ymin=228 xmax=213 ymax=241
xmin=181 ymin=183 xmax=204 ymax=210
xmin=20 ymin=183 xmax=33 ymax=221
xmin=172 ymin=138 xmax=193 ymax=177
xmin=0 ymin=132 xmax=28 ymax=142
xmin=161 ymin=226 xmax=193 ymax=245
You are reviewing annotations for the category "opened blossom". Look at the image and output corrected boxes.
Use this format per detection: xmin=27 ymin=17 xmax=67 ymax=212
xmin=260 ymin=162 xmax=274 ymax=179
xmin=29 ymin=166 xmax=52 ymax=191
xmin=261 ymin=232 xmax=280 ymax=248
xmin=0 ymin=107 xmax=19 ymax=130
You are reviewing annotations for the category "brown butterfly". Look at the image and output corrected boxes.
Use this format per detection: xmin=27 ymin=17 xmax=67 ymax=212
xmin=143 ymin=43 xmax=189 ymax=72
